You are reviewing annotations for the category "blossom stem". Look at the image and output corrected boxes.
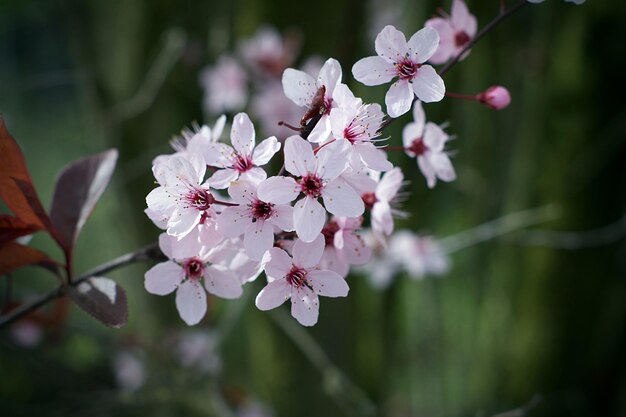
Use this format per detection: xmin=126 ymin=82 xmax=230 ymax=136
xmin=445 ymin=91 xmax=479 ymax=101
xmin=0 ymin=242 xmax=163 ymax=329
xmin=313 ymin=138 xmax=337 ymax=154
xmin=439 ymin=0 xmax=529 ymax=76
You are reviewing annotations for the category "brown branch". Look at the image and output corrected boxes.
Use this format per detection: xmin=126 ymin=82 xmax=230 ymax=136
xmin=0 ymin=242 xmax=162 ymax=329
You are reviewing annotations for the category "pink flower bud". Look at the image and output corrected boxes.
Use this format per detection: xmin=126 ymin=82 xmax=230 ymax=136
xmin=478 ymin=86 xmax=511 ymax=110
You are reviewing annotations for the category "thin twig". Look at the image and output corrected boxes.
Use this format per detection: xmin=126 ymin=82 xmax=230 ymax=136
xmin=106 ymin=28 xmax=187 ymax=125
xmin=439 ymin=0 xmax=529 ymax=76
xmin=269 ymin=310 xmax=377 ymax=416
xmin=0 ymin=242 xmax=162 ymax=329
xmin=440 ymin=204 xmax=560 ymax=254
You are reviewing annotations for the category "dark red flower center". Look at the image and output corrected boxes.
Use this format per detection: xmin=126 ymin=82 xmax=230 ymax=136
xmin=321 ymin=221 xmax=340 ymax=246
xmin=455 ymin=31 xmax=471 ymax=47
xmin=362 ymin=192 xmax=378 ymax=210
xmin=285 ymin=265 xmax=311 ymax=289
xmin=233 ymin=154 xmax=253 ymax=173
xmin=184 ymin=258 xmax=204 ymax=280
xmin=188 ymin=188 xmax=215 ymax=211
xmin=396 ymin=58 xmax=421 ymax=80
xmin=299 ymin=174 xmax=323 ymax=198
xmin=251 ymin=200 xmax=274 ymax=221
xmin=408 ymin=138 xmax=427 ymax=156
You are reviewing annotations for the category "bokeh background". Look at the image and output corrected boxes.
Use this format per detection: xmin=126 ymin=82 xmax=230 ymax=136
xmin=1 ymin=0 xmax=625 ymax=416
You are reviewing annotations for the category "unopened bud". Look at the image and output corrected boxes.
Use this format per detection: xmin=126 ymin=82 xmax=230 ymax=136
xmin=477 ymin=86 xmax=511 ymax=110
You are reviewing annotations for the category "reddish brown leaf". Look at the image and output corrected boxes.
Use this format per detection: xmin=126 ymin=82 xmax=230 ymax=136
xmin=49 ymin=149 xmax=118 ymax=251
xmin=0 ymin=118 xmax=51 ymax=231
xmin=0 ymin=241 xmax=54 ymax=275
xmin=67 ymin=277 xmax=128 ymax=328
xmin=0 ymin=214 xmax=40 ymax=245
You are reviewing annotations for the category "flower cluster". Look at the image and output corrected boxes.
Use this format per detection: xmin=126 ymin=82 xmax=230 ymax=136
xmin=144 ymin=0 xmax=583 ymax=327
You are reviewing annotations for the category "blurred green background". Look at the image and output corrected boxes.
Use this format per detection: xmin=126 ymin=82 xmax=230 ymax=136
xmin=1 ymin=0 xmax=625 ymax=416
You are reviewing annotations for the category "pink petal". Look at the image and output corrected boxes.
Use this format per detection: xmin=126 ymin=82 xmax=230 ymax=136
xmin=158 ymin=233 xmax=175 ymax=259
xmin=145 ymin=261 xmax=184 ymax=295
xmin=217 ymin=206 xmax=251 ymax=238
xmin=284 ymin=135 xmax=316 ymax=177
xmin=385 ymin=79 xmax=414 ymax=118
xmin=257 ymin=176 xmax=300 ymax=204
xmin=269 ymin=204 xmax=295 ymax=232
xmin=402 ymin=122 xmax=423 ymax=151
xmin=320 ymin=247 xmax=350 ymax=277
xmin=331 ymin=83 xmax=358 ymax=110
xmin=252 ymin=136 xmax=280 ymax=166
xmin=375 ymin=25 xmax=408 ymax=64
xmin=430 ymin=152 xmax=457 ymax=183
xmin=282 ymin=68 xmax=317 ymax=107
xmin=202 ymin=143 xmax=234 ymax=168
xmin=308 ymin=270 xmax=349 ymax=297
xmin=239 ymin=166 xmax=267 ymax=184
xmin=317 ymin=58 xmax=342 ymax=96
xmin=204 ymin=265 xmax=243 ymax=299
xmin=341 ymin=233 xmax=372 ymax=265
xmin=231 ymin=113 xmax=256 ymax=156
xmin=294 ymin=196 xmax=326 ymax=243
xmin=264 ymin=247 xmax=293 ymax=281
xmin=322 ymin=179 xmax=364 ymax=218
xmin=306 ymin=115 xmax=332 ymax=144
xmin=227 ymin=180 xmax=257 ymax=204
xmin=146 ymin=186 xmax=176 ymax=216
xmin=168 ymin=206 xmax=202 ymax=237
xmin=351 ymin=56 xmax=395 ymax=86
xmin=425 ymin=18 xmax=456 ymax=65
xmin=376 ymin=167 xmax=404 ymax=201
xmin=256 ymin=279 xmax=291 ymax=311
xmin=244 ymin=220 xmax=275 ymax=261
xmin=407 ymin=26 xmax=441 ymax=64
xmin=372 ymin=201 xmax=394 ymax=235
xmin=411 ymin=65 xmax=445 ymax=103
xmin=451 ymin=0 xmax=477 ymax=36
xmin=175 ymin=280 xmax=207 ymax=325
xmin=293 ymin=233 xmax=325 ymax=268
xmin=290 ymin=288 xmax=319 ymax=326
xmin=316 ymin=138 xmax=350 ymax=180
xmin=423 ymin=122 xmax=448 ymax=152
xmin=412 ymin=101 xmax=426 ymax=134
xmin=207 ymin=168 xmax=239 ymax=189
xmin=355 ymin=143 xmax=393 ymax=172
xmin=417 ymin=156 xmax=437 ymax=188
xmin=212 ymin=114 xmax=226 ymax=140
xmin=145 ymin=207 xmax=168 ymax=229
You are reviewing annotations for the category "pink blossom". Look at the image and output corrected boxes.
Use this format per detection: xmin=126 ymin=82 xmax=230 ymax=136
xmin=255 ymin=234 xmax=349 ymax=326
xmin=239 ymin=26 xmax=300 ymax=79
xmin=145 ymin=234 xmax=243 ymax=325
xmin=146 ymin=155 xmax=219 ymax=238
xmin=203 ymin=112 xmax=280 ymax=189
xmin=352 ymin=25 xmax=445 ymax=118
xmin=282 ymin=58 xmax=343 ymax=143
xmin=320 ymin=217 xmax=372 ymax=277
xmin=217 ymin=180 xmax=294 ymax=260
xmin=200 ymin=55 xmax=248 ymax=114
xmin=361 ymin=167 xmax=405 ymax=238
xmin=402 ymin=101 xmax=456 ymax=188
xmin=329 ymin=83 xmax=392 ymax=172
xmin=425 ymin=0 xmax=477 ymax=65
xmin=257 ymin=136 xmax=364 ymax=242
xmin=477 ymin=85 xmax=511 ymax=110
xmin=389 ymin=231 xmax=450 ymax=279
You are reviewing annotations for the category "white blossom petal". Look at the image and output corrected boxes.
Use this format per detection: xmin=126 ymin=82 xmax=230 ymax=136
xmin=375 ymin=25 xmax=408 ymax=64
xmin=227 ymin=180 xmax=257 ymax=204
xmin=203 ymin=143 xmax=235 ymax=168
xmin=317 ymin=58 xmax=342 ymax=96
xmin=252 ymin=136 xmax=281 ymax=166
xmin=294 ymin=196 xmax=326 ymax=243
xmin=385 ymin=79 xmax=414 ymax=118
xmin=315 ymin=138 xmax=350 ymax=180
xmin=282 ymin=68 xmax=317 ymax=107
xmin=204 ymin=265 xmax=243 ymax=299
xmin=231 ymin=113 xmax=256 ymax=156
xmin=257 ymin=176 xmax=300 ymax=204
xmin=269 ymin=204 xmax=295 ymax=231
xmin=306 ymin=115 xmax=332 ymax=144
xmin=176 ymin=280 xmax=207 ymax=326
xmin=207 ymin=168 xmax=239 ymax=189
xmin=411 ymin=65 xmax=445 ymax=103
xmin=217 ymin=206 xmax=251 ymax=237
xmin=308 ymin=270 xmax=349 ymax=297
xmin=355 ymin=143 xmax=393 ymax=172
xmin=293 ymin=233 xmax=325 ymax=268
xmin=376 ymin=167 xmax=403 ymax=201
xmin=284 ymin=135 xmax=316 ymax=176
xmin=256 ymin=279 xmax=291 ymax=310
xmin=322 ymin=179 xmax=364 ymax=218
xmin=290 ymin=288 xmax=319 ymax=326
xmin=264 ymin=247 xmax=293 ymax=281
xmin=145 ymin=261 xmax=184 ymax=295
xmin=244 ymin=220 xmax=274 ymax=261
xmin=351 ymin=56 xmax=395 ymax=86
xmin=408 ymin=26 xmax=440 ymax=64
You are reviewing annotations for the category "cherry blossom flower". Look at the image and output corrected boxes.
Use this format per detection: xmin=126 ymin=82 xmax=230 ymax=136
xmin=203 ymin=112 xmax=280 ymax=189
xmin=329 ymin=83 xmax=392 ymax=171
xmin=200 ymin=55 xmax=248 ymax=114
xmin=257 ymin=135 xmax=364 ymax=242
xmin=145 ymin=234 xmax=243 ymax=325
xmin=146 ymin=154 xmax=219 ymax=238
xmin=352 ymin=25 xmax=445 ymax=118
xmin=282 ymin=58 xmax=343 ymax=143
xmin=361 ymin=167 xmax=406 ymax=238
xmin=239 ymin=26 xmax=300 ymax=79
xmin=255 ymin=234 xmax=349 ymax=326
xmin=217 ymin=180 xmax=294 ymax=260
xmin=169 ymin=116 xmax=226 ymax=153
xmin=425 ymin=0 xmax=477 ymax=65
xmin=402 ymin=101 xmax=456 ymax=188
xmin=388 ymin=231 xmax=450 ymax=279
xmin=320 ymin=217 xmax=372 ymax=277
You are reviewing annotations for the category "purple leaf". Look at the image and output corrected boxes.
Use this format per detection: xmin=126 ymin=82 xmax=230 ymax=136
xmin=67 ymin=277 xmax=128 ymax=328
xmin=49 ymin=149 xmax=118 ymax=251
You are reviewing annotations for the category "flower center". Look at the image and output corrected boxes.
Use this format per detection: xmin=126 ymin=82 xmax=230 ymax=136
xmin=408 ymin=138 xmax=427 ymax=156
xmin=184 ymin=258 xmax=204 ymax=280
xmin=455 ymin=31 xmax=471 ymax=47
xmin=362 ymin=192 xmax=378 ymax=210
xmin=233 ymin=154 xmax=253 ymax=173
xmin=251 ymin=200 xmax=274 ymax=221
xmin=299 ymin=174 xmax=323 ymax=198
xmin=396 ymin=58 xmax=421 ymax=80
xmin=285 ymin=265 xmax=311 ymax=289
xmin=187 ymin=188 xmax=215 ymax=211
xmin=321 ymin=221 xmax=340 ymax=246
